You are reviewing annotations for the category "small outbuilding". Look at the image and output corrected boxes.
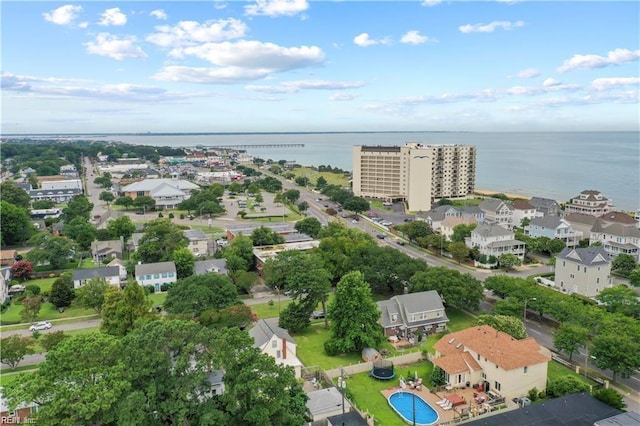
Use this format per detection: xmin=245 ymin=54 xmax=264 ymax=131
xmin=362 ymin=347 xmax=382 ymax=362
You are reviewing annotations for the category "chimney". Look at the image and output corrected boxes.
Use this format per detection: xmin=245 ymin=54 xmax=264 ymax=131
xmin=282 ymin=338 xmax=287 ymax=359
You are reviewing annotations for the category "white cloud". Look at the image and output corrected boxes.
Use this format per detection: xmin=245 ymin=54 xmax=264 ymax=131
xmin=152 ymin=41 xmax=324 ymax=84
xmin=516 ymin=68 xmax=539 ymax=79
xmin=245 ymin=0 xmax=309 ymax=17
xmin=170 ymin=40 xmax=324 ymax=71
xmin=421 ymin=0 xmax=442 ymax=6
xmin=152 ymin=66 xmax=270 ymax=84
xmin=507 ymin=86 xmax=544 ymax=96
xmin=146 ymin=19 xmax=247 ymax=48
xmin=557 ymin=48 xmax=640 ymax=73
xmin=98 ymin=7 xmax=127 ymax=26
xmin=246 ymin=80 xmax=365 ymax=93
xmin=401 ymin=31 xmax=429 ymax=45
xmin=543 ymin=78 xmax=561 ymax=87
xmin=329 ymin=92 xmax=358 ymax=101
xmin=353 ymin=33 xmax=390 ymax=47
xmin=150 ymin=9 xmax=168 ymax=20
xmin=84 ymin=33 xmax=147 ymax=60
xmin=214 ymin=2 xmax=228 ymax=10
xmin=43 ymin=4 xmax=83 ymax=26
xmin=590 ymin=77 xmax=640 ymax=91
xmin=459 ymin=20 xmax=524 ymax=34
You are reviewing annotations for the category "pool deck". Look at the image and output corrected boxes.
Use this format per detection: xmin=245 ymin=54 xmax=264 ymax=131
xmin=381 ymin=383 xmax=504 ymax=424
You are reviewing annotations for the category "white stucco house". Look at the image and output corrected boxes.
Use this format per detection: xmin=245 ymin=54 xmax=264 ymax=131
xmin=432 ymin=325 xmax=551 ymax=400
xmin=555 ymin=246 xmax=613 ymax=297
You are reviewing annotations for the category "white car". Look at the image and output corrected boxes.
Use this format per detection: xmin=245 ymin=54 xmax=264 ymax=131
xmin=381 ymin=221 xmax=393 ymax=226
xmin=29 ymin=321 xmax=52 ymax=331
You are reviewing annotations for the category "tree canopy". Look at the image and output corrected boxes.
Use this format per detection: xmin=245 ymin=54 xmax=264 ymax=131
xmin=325 ymin=271 xmax=383 ymax=355
xmin=135 ymin=218 xmax=188 ymax=263
xmin=0 ymin=201 xmax=34 ymax=246
xmin=410 ymin=267 xmax=483 ymax=311
xmin=164 ymin=273 xmax=240 ymax=317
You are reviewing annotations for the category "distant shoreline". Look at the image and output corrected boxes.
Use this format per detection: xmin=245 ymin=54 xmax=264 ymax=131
xmin=474 ymin=189 xmax=534 ymax=201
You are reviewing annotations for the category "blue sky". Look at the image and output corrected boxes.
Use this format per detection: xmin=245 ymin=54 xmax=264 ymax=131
xmin=2 ymin=1 xmax=639 ymax=133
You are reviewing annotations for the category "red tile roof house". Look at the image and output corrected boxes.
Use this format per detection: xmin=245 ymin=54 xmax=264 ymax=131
xmin=432 ymin=325 xmax=551 ymax=400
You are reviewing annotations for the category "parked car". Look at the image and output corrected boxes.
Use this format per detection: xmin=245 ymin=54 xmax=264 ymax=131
xmin=311 ymin=311 xmax=325 ymax=319
xmin=381 ymin=221 xmax=393 ymax=226
xmin=376 ymin=234 xmax=386 ymax=239
xmin=395 ymin=239 xmax=405 ymax=246
xmin=29 ymin=321 xmax=52 ymax=331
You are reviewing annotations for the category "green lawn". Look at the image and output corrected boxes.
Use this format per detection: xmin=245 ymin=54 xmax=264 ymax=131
xmin=290 ymin=167 xmax=349 ymax=188
xmin=0 ymin=370 xmax=35 ymax=388
xmin=547 ymin=359 xmax=598 ymax=388
xmin=347 ymin=361 xmax=434 ymax=426
xmin=147 ymin=292 xmax=167 ymax=307
xmin=294 ymin=324 xmax=363 ymax=370
xmin=250 ymin=299 xmax=293 ymax=320
xmin=0 ymin=299 xmax=96 ymax=325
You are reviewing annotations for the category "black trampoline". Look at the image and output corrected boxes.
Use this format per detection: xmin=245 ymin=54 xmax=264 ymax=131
xmin=370 ymin=360 xmax=395 ymax=380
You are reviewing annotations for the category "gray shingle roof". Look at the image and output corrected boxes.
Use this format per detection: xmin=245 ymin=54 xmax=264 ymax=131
xmin=134 ymin=261 xmax=176 ymax=276
xmin=183 ymin=229 xmax=208 ymax=241
xmin=306 ymin=387 xmax=352 ymax=418
xmin=529 ymin=197 xmax=559 ymax=208
xmin=472 ymin=223 xmax=513 ymax=238
xmin=378 ymin=290 xmax=448 ymax=329
xmin=529 ymin=216 xmax=562 ymax=229
xmin=248 ymin=318 xmax=295 ymax=348
xmin=72 ymin=266 xmax=120 ymax=281
xmin=479 ymin=198 xmax=513 ymax=212
xmin=194 ymin=259 xmax=228 ymax=275
xmin=557 ymin=246 xmax=611 ymax=266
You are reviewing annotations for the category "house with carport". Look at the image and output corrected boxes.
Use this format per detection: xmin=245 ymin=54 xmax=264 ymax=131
xmin=432 ymin=325 xmax=551 ymax=400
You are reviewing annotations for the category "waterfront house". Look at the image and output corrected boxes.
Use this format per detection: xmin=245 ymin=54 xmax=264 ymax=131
xmin=529 ymin=197 xmax=561 ymax=217
xmin=589 ymin=221 xmax=640 ymax=262
xmin=525 ymin=216 xmax=583 ymax=248
xmin=72 ymin=266 xmax=121 ymax=289
xmin=248 ymin=318 xmax=302 ymax=378
xmin=466 ymin=223 xmax=526 ymax=261
xmin=563 ymin=213 xmax=600 ymax=238
xmin=377 ymin=290 xmax=449 ymax=338
xmin=478 ymin=198 xmax=514 ymax=229
xmin=511 ymin=199 xmax=537 ymax=228
xmin=555 ymin=246 xmax=612 ymax=297
xmin=565 ymin=190 xmax=614 ymax=217
xmin=432 ymin=325 xmax=551 ymax=400
xmin=134 ymin=261 xmax=177 ymax=292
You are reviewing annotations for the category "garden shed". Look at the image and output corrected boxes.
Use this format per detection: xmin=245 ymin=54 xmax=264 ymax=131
xmin=362 ymin=347 xmax=382 ymax=362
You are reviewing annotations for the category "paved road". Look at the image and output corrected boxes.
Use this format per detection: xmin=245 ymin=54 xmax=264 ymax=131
xmin=1 ymin=318 xmax=101 ymax=338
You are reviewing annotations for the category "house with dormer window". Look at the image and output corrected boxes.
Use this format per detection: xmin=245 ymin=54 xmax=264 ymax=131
xmin=248 ymin=318 xmax=302 ymax=378
xmin=478 ymin=198 xmax=514 ymax=228
xmin=432 ymin=325 xmax=551 ymax=400
xmin=377 ymin=290 xmax=448 ymax=337
xmin=565 ymin=190 xmax=613 ymax=217
xmin=589 ymin=221 xmax=640 ymax=262
xmin=555 ymin=246 xmax=612 ymax=297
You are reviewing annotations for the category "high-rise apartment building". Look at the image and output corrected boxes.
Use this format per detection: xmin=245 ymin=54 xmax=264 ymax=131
xmin=352 ymin=143 xmax=476 ymax=212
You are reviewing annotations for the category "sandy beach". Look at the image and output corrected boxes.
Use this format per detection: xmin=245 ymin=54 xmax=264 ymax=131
xmin=474 ymin=189 xmax=534 ymax=201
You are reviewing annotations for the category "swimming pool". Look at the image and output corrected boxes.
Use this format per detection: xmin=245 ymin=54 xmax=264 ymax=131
xmin=388 ymin=391 xmax=439 ymax=426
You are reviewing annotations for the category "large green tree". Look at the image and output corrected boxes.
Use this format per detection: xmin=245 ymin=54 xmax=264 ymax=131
xmin=64 ymin=216 xmax=96 ymax=251
xmin=476 ymin=314 xmax=527 ymax=339
xmin=342 ymin=196 xmax=370 ymax=215
xmin=410 ymin=267 xmax=483 ymax=311
xmin=0 ymin=181 xmax=31 ymax=209
xmin=325 ymin=271 xmax=383 ymax=354
xmin=171 ymin=247 xmax=196 ymax=279
xmin=49 ymin=273 xmax=75 ymax=309
xmin=4 ymin=333 xmax=129 ymax=425
xmin=223 ymin=235 xmax=255 ymax=274
xmin=114 ymin=196 xmax=134 ymax=210
xmin=451 ymin=223 xmax=477 ymax=243
xmin=553 ymin=322 xmax=588 ymax=361
xmin=294 ymin=217 xmax=322 ymax=238
xmin=0 ymin=335 xmax=34 ymax=368
xmin=106 ymin=215 xmax=137 ymax=241
xmin=101 ymin=283 xmax=154 ymax=337
xmin=136 ymin=218 xmax=188 ymax=263
xmin=164 ymin=273 xmax=240 ymax=317
xmin=26 ymin=235 xmax=75 ymax=269
xmin=251 ymin=226 xmax=285 ymax=246
xmin=74 ymin=277 xmax=111 ymax=313
xmin=611 ymin=253 xmax=637 ymax=274
xmin=596 ymin=285 xmax=640 ymax=318
xmin=0 ymin=201 xmax=34 ymax=246
xmin=62 ymin=195 xmax=93 ymax=223
xmin=264 ymin=251 xmax=332 ymax=330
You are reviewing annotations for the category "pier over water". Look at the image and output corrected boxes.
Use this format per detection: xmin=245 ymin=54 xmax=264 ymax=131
xmin=196 ymin=143 xmax=304 ymax=149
